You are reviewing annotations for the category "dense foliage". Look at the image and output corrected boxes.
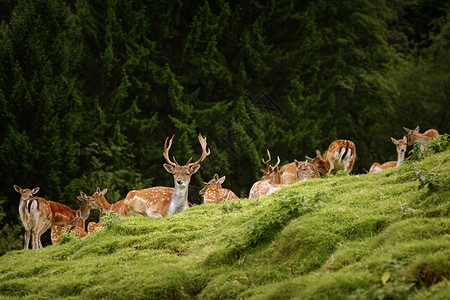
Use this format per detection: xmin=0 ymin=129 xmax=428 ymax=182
xmin=0 ymin=148 xmax=448 ymax=298
xmin=0 ymin=0 xmax=449 ymax=253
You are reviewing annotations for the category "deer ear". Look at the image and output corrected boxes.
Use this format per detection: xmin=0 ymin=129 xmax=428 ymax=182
xmin=403 ymin=136 xmax=407 ymax=142
xmin=415 ymin=125 xmax=420 ymax=132
xmin=403 ymin=127 xmax=411 ymax=133
xmin=391 ymin=137 xmax=396 ymax=144
xmin=315 ymin=149 xmax=321 ymax=157
xmin=219 ymin=176 xmax=226 ymax=184
xmin=163 ymin=163 xmax=175 ymax=174
xmin=31 ymin=187 xmax=39 ymax=194
xmin=96 ymin=187 xmax=101 ymax=193
xmin=101 ymin=188 xmax=107 ymax=195
xmin=189 ymin=164 xmax=201 ymax=174
xmin=77 ymin=196 xmax=83 ymax=202
xmin=213 ymin=174 xmax=219 ymax=180
xmin=76 ymin=210 xmax=82 ymax=218
xmin=13 ymin=185 xmax=22 ymax=193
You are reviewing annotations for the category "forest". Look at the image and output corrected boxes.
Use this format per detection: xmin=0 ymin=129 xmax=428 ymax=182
xmin=0 ymin=0 xmax=449 ymax=254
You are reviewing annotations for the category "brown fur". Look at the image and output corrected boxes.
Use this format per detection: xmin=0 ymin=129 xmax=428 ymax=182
xmin=404 ymin=126 xmax=439 ymax=147
xmin=200 ymin=174 xmax=239 ymax=204
xmin=369 ymin=136 xmax=407 ymax=174
xmin=26 ymin=193 xmax=99 ymax=249
xmin=121 ymin=133 xmax=209 ymax=217
xmin=306 ymin=140 xmax=356 ymax=174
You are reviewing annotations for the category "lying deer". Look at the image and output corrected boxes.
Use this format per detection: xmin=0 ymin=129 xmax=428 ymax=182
xmin=51 ymin=210 xmax=87 ymax=244
xmin=369 ymin=136 xmax=407 ymax=174
xmin=200 ymin=174 xmax=238 ymax=204
xmin=306 ymin=140 xmax=356 ymax=174
xmin=249 ymin=151 xmax=288 ymax=199
xmin=280 ymin=160 xmax=321 ymax=183
xmin=120 ymin=133 xmax=210 ymax=217
xmin=403 ymin=126 xmax=439 ymax=149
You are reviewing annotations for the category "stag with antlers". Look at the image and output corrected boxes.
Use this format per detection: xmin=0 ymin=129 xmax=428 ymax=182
xmin=120 ymin=133 xmax=210 ymax=217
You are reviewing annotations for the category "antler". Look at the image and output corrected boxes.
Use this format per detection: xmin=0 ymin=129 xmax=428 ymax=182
xmin=262 ymin=149 xmax=271 ymax=166
xmin=187 ymin=133 xmax=211 ymax=167
xmin=163 ymin=135 xmax=177 ymax=166
xmin=274 ymin=156 xmax=281 ymax=168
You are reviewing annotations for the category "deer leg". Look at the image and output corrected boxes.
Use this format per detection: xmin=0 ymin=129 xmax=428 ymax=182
xmin=32 ymin=222 xmax=50 ymax=249
xmin=24 ymin=226 xmax=31 ymax=249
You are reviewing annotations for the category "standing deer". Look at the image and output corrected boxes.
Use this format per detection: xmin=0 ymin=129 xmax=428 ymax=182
xmin=25 ymin=192 xmax=99 ymax=249
xmin=14 ymin=185 xmax=40 ymax=249
xmin=306 ymin=140 xmax=356 ymax=174
xmin=369 ymin=136 xmax=408 ymax=174
xmin=200 ymin=174 xmax=238 ymax=204
xmin=51 ymin=210 xmax=87 ymax=244
xmin=280 ymin=160 xmax=320 ymax=184
xmin=87 ymin=188 xmax=126 ymax=234
xmin=120 ymin=133 xmax=210 ymax=217
xmin=403 ymin=126 xmax=439 ymax=149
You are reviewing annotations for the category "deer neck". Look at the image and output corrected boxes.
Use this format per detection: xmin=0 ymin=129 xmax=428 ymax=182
xmin=78 ymin=201 xmax=91 ymax=221
xmin=98 ymin=195 xmax=113 ymax=214
xmin=396 ymin=150 xmax=405 ymax=167
xmin=18 ymin=196 xmax=29 ymax=222
xmin=168 ymin=184 xmax=189 ymax=216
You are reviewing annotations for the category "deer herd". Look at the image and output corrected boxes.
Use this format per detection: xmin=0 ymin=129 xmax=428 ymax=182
xmin=14 ymin=126 xmax=440 ymax=249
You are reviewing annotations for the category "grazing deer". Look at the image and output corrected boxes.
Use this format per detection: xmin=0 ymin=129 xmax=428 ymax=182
xmin=14 ymin=185 xmax=40 ymax=249
xmin=200 ymin=174 xmax=239 ymax=204
xmin=403 ymin=126 xmax=439 ymax=149
xmin=249 ymin=151 xmax=288 ymax=199
xmin=51 ymin=210 xmax=87 ymax=244
xmin=26 ymin=192 xmax=99 ymax=249
xmin=369 ymin=136 xmax=408 ymax=174
xmin=120 ymin=133 xmax=210 ymax=217
xmin=280 ymin=160 xmax=320 ymax=183
xmin=306 ymin=140 xmax=356 ymax=174
xmin=87 ymin=187 xmax=125 ymax=234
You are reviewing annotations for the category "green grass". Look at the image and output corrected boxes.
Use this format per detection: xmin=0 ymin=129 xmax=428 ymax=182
xmin=1 ymin=150 xmax=449 ymax=299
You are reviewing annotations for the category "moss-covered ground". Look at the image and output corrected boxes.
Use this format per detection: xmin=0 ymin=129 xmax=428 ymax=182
xmin=1 ymin=150 xmax=449 ymax=299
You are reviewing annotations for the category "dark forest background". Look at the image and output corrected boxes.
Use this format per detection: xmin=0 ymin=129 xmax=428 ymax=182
xmin=0 ymin=0 xmax=448 ymax=254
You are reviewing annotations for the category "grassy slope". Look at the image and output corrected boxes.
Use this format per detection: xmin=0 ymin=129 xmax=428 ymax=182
xmin=0 ymin=150 xmax=449 ymax=299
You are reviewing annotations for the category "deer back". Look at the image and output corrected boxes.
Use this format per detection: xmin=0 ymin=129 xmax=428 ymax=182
xmin=121 ymin=187 xmax=174 ymax=217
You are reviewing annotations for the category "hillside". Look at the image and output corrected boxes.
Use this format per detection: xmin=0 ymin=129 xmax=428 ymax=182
xmin=0 ymin=150 xmax=449 ymax=299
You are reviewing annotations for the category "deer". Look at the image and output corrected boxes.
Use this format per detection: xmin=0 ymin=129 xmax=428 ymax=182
xmin=50 ymin=210 xmax=87 ymax=244
xmin=403 ymin=126 xmax=439 ymax=149
xmin=200 ymin=174 xmax=239 ymax=204
xmin=306 ymin=140 xmax=356 ymax=174
xmin=249 ymin=151 xmax=288 ymax=199
xmin=87 ymin=187 xmax=126 ymax=234
xmin=25 ymin=192 xmax=100 ymax=249
xmin=120 ymin=133 xmax=210 ymax=217
xmin=294 ymin=160 xmax=321 ymax=181
xmin=369 ymin=136 xmax=408 ymax=174
xmin=280 ymin=160 xmax=321 ymax=184
xmin=14 ymin=185 xmax=40 ymax=249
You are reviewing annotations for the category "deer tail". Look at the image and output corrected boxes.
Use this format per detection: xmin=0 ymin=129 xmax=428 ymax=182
xmin=339 ymin=141 xmax=349 ymax=163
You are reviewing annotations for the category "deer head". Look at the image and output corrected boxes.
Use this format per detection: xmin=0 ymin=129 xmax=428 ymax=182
xmin=261 ymin=150 xmax=280 ymax=181
xmin=199 ymin=174 xmax=226 ymax=195
xmin=163 ymin=133 xmax=210 ymax=189
xmin=403 ymin=126 xmax=420 ymax=146
xmin=14 ymin=185 xmax=39 ymax=201
xmin=306 ymin=149 xmax=329 ymax=174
